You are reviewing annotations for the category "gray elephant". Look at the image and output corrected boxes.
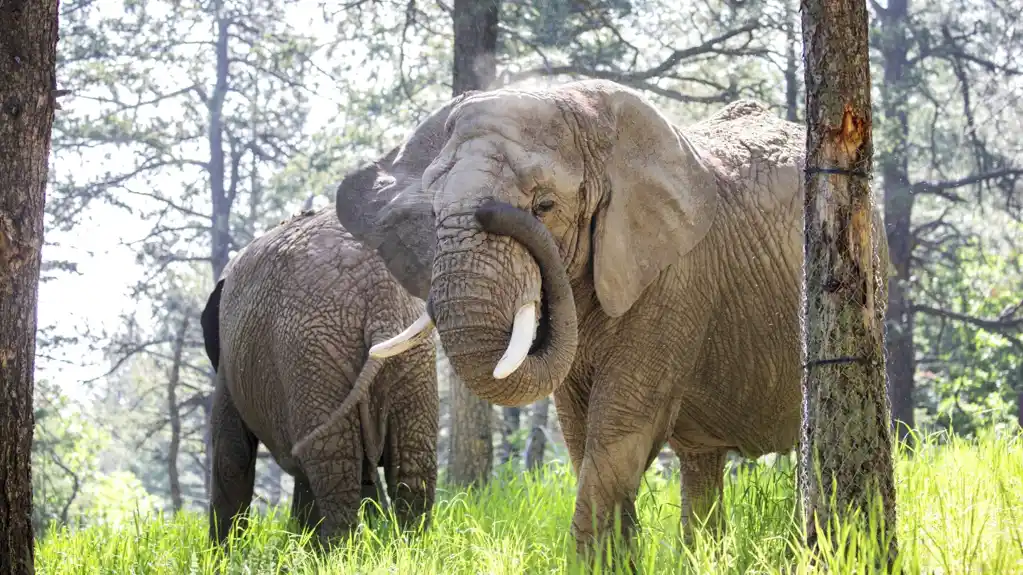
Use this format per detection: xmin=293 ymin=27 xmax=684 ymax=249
xmin=199 ymin=207 xmax=438 ymax=547
xmin=331 ymin=80 xmax=890 ymax=557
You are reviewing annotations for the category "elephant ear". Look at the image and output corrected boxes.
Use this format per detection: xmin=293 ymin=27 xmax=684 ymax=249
xmin=589 ymin=83 xmax=720 ymax=318
xmin=334 ymin=92 xmax=479 ymax=300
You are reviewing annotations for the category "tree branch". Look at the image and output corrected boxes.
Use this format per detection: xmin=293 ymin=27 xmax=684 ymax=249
xmin=913 ymin=302 xmax=1023 ymax=332
xmin=911 ymin=169 xmax=1023 ymax=201
xmin=501 ymin=22 xmax=760 ymax=103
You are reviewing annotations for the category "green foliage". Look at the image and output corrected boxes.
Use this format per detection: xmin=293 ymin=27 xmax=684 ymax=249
xmin=35 ymin=433 xmax=1023 ymax=574
xmin=32 ymin=380 xmax=159 ymax=532
xmin=915 ymin=222 xmax=1023 ymax=436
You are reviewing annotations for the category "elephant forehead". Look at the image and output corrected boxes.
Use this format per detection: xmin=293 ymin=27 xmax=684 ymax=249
xmin=450 ymin=92 xmax=572 ymax=151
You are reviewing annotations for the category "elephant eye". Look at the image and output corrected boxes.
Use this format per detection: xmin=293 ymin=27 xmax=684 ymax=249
xmin=533 ymin=198 xmax=556 ymax=215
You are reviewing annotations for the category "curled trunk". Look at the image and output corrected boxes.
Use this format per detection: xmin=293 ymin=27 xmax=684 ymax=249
xmin=430 ymin=200 xmax=578 ymax=407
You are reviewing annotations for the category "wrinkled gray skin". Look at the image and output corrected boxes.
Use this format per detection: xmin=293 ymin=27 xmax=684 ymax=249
xmin=200 ymin=208 xmax=438 ymax=547
xmin=333 ymin=80 xmax=890 ymax=557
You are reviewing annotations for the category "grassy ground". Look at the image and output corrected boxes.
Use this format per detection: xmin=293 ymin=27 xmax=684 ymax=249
xmin=35 ymin=432 xmax=1023 ymax=574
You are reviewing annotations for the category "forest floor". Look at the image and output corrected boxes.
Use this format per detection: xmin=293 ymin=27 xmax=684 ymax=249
xmin=35 ymin=432 xmax=1023 ymax=574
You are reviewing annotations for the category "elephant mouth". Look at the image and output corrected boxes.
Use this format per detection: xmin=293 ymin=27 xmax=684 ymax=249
xmin=530 ymin=285 xmax=550 ymax=355
xmin=366 ymin=282 xmax=550 ymax=377
xmin=369 ymin=198 xmax=578 ymax=402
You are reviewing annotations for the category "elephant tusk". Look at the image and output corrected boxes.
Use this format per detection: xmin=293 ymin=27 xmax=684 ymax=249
xmin=368 ymin=311 xmax=435 ymax=359
xmin=493 ymin=302 xmax=539 ymax=380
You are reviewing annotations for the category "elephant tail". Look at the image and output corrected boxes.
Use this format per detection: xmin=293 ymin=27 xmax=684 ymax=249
xmin=200 ymin=280 xmax=225 ymax=373
xmin=290 ymin=354 xmax=385 ymax=461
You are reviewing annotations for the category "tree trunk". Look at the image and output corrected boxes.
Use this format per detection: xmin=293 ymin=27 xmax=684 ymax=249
xmin=499 ymin=407 xmax=520 ymax=466
xmin=167 ymin=314 xmax=189 ymax=513
xmin=877 ymin=0 xmax=916 ymax=444
xmin=208 ymin=0 xmax=232 ymax=283
xmin=452 ymin=0 xmax=498 ymax=95
xmin=446 ymin=0 xmax=499 ymax=487
xmin=201 ymin=0 xmax=233 ymax=504
xmin=784 ymin=0 xmax=799 ymax=122
xmin=0 ymin=0 xmax=59 ymax=571
xmin=524 ymin=397 xmax=550 ymax=471
xmin=445 ymin=349 xmax=494 ymax=486
xmin=800 ymin=0 xmax=898 ymax=564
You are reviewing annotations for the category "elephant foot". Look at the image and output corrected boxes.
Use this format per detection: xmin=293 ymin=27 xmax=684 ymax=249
xmin=310 ymin=518 xmax=359 ymax=554
xmin=571 ymin=507 xmax=641 ymax=574
xmin=677 ymin=449 xmax=728 ymax=545
xmin=572 ymin=531 xmax=640 ymax=575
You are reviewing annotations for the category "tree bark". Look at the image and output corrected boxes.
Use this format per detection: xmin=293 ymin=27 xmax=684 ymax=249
xmin=800 ymin=0 xmax=898 ymax=564
xmin=446 ymin=0 xmax=499 ymax=487
xmin=524 ymin=397 xmax=550 ymax=471
xmin=452 ymin=0 xmax=498 ymax=95
xmin=167 ymin=314 xmax=189 ymax=513
xmin=0 ymin=0 xmax=60 ymax=572
xmin=877 ymin=0 xmax=916 ymax=444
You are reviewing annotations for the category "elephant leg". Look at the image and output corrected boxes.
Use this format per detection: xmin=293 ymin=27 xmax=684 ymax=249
xmin=552 ymin=374 xmax=591 ymax=476
xmin=290 ymin=472 xmax=322 ymax=533
xmin=381 ymin=355 xmax=438 ymax=533
xmin=208 ymin=378 xmax=259 ymax=544
xmin=296 ymin=415 xmax=364 ymax=548
xmin=674 ymin=447 xmax=728 ymax=541
xmin=359 ymin=455 xmax=389 ymax=519
xmin=570 ymin=377 xmax=672 ymax=570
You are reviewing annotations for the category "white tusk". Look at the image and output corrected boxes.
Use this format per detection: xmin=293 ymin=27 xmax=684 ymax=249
xmin=493 ymin=302 xmax=539 ymax=380
xmin=369 ymin=311 xmax=435 ymax=359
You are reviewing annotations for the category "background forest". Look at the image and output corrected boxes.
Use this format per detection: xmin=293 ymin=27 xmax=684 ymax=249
xmin=32 ymin=0 xmax=1021 ymax=535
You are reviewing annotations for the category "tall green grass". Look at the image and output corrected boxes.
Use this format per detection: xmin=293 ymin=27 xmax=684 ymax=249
xmin=35 ymin=431 xmax=1023 ymax=574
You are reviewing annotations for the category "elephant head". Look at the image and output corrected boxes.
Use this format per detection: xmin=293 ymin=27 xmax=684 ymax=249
xmin=335 ymin=80 xmax=720 ymax=407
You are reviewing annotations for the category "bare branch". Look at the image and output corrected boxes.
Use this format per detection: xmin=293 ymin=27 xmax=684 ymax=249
xmin=913 ymin=302 xmax=1023 ymax=332
xmin=502 ymin=22 xmax=760 ymax=102
xmin=911 ymin=169 xmax=1023 ymax=201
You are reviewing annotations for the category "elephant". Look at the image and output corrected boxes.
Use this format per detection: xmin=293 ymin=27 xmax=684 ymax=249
xmin=199 ymin=207 xmax=439 ymax=548
xmin=330 ymin=79 xmax=890 ymax=558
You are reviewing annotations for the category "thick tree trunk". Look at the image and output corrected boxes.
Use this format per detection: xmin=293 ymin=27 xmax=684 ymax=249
xmin=0 ymin=0 xmax=59 ymax=572
xmin=167 ymin=315 xmax=189 ymax=513
xmin=499 ymin=407 xmax=520 ymax=466
xmin=800 ymin=0 xmax=898 ymax=564
xmin=877 ymin=0 xmax=916 ymax=444
xmin=446 ymin=0 xmax=499 ymax=486
xmin=524 ymin=397 xmax=550 ymax=471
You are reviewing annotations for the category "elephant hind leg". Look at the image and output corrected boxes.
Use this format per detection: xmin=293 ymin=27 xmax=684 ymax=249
xmin=295 ymin=415 xmax=363 ymax=549
xmin=380 ymin=359 xmax=438 ymax=534
xmin=671 ymin=446 xmax=728 ymax=542
xmin=290 ymin=472 xmax=322 ymax=534
xmin=360 ymin=454 xmax=389 ymax=520
xmin=209 ymin=378 xmax=259 ymax=545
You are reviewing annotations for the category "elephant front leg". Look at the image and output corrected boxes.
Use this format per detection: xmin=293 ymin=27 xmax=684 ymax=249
xmin=552 ymin=374 xmax=591 ymax=476
xmin=571 ymin=377 xmax=673 ymax=570
xmin=675 ymin=448 xmax=728 ymax=542
xmin=209 ymin=380 xmax=259 ymax=545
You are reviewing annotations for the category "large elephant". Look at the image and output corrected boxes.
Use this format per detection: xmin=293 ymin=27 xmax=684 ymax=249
xmin=199 ymin=207 xmax=438 ymax=547
xmin=332 ymin=80 xmax=890 ymax=555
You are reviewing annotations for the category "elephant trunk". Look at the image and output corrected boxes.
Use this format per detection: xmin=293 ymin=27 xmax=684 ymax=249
xmin=429 ymin=199 xmax=579 ymax=407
